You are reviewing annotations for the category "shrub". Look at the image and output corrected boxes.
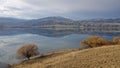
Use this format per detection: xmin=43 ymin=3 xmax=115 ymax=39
xmin=107 ymin=41 xmax=116 ymax=45
xmin=80 ymin=36 xmax=108 ymax=48
xmin=17 ymin=44 xmax=39 ymax=60
xmin=113 ymin=36 xmax=120 ymax=45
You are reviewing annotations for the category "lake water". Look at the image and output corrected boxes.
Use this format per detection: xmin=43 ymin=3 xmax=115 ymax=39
xmin=0 ymin=28 xmax=119 ymax=67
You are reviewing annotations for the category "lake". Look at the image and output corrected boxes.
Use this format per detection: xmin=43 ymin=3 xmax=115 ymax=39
xmin=0 ymin=28 xmax=119 ymax=67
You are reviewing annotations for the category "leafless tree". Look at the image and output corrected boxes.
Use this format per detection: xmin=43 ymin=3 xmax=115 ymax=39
xmin=17 ymin=44 xmax=39 ymax=60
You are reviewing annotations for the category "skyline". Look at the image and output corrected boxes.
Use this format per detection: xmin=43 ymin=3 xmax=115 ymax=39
xmin=0 ymin=0 xmax=120 ymax=20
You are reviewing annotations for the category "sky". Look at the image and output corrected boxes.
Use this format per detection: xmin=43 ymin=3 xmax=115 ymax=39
xmin=0 ymin=0 xmax=120 ymax=20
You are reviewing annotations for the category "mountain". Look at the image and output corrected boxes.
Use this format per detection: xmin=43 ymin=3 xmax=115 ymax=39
xmin=38 ymin=16 xmax=73 ymax=22
xmin=0 ymin=16 xmax=73 ymax=27
xmin=0 ymin=17 xmax=120 ymax=27
xmin=22 ymin=16 xmax=73 ymax=26
xmin=79 ymin=18 xmax=120 ymax=23
xmin=0 ymin=17 xmax=120 ymax=24
xmin=0 ymin=17 xmax=28 ymax=26
xmin=0 ymin=17 xmax=27 ymax=23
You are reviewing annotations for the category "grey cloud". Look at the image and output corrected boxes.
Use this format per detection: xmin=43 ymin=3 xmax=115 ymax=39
xmin=5 ymin=6 xmax=23 ymax=11
xmin=0 ymin=0 xmax=120 ymax=19
xmin=23 ymin=0 xmax=120 ymax=12
xmin=0 ymin=9 xmax=9 ymax=13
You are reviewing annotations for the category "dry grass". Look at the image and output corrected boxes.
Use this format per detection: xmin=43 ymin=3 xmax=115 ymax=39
xmin=12 ymin=45 xmax=120 ymax=68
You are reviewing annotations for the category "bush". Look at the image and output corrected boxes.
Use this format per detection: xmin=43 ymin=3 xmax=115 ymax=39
xmin=17 ymin=44 xmax=39 ymax=60
xmin=107 ymin=41 xmax=116 ymax=45
xmin=113 ymin=36 xmax=120 ymax=45
xmin=80 ymin=36 xmax=108 ymax=49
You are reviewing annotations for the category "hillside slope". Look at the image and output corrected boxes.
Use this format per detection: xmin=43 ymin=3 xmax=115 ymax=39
xmin=12 ymin=45 xmax=120 ymax=68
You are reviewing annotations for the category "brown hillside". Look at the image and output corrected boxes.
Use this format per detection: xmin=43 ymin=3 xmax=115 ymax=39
xmin=12 ymin=45 xmax=120 ymax=68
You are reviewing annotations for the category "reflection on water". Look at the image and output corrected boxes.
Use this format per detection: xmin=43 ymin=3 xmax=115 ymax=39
xmin=0 ymin=28 xmax=120 ymax=37
xmin=0 ymin=28 xmax=119 ymax=67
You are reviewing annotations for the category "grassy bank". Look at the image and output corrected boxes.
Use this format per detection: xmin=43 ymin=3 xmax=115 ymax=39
xmin=12 ymin=45 xmax=120 ymax=68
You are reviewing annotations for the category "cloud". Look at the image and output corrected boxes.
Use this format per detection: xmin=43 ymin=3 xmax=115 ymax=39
xmin=23 ymin=0 xmax=120 ymax=12
xmin=0 ymin=0 xmax=120 ymax=19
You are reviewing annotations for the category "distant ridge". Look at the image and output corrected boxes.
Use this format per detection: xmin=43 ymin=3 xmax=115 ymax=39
xmin=0 ymin=17 xmax=27 ymax=23
xmin=0 ymin=16 xmax=120 ymax=23
xmin=0 ymin=17 xmax=120 ymax=27
xmin=78 ymin=18 xmax=120 ymax=23
xmin=37 ymin=16 xmax=73 ymax=22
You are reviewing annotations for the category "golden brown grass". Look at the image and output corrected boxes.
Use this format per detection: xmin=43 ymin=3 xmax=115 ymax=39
xmin=12 ymin=45 xmax=120 ymax=68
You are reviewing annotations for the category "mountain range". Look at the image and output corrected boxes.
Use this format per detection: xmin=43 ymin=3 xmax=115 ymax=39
xmin=0 ymin=16 xmax=120 ymax=27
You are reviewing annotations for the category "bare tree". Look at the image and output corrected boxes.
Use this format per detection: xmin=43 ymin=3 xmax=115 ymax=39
xmin=17 ymin=44 xmax=39 ymax=60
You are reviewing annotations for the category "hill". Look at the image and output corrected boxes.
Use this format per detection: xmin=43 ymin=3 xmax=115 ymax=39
xmin=38 ymin=16 xmax=73 ymax=22
xmin=0 ymin=17 xmax=27 ymax=23
xmin=0 ymin=17 xmax=120 ymax=28
xmin=0 ymin=17 xmax=28 ymax=27
xmin=12 ymin=45 xmax=120 ymax=68
xmin=0 ymin=16 xmax=73 ymax=27
xmin=78 ymin=18 xmax=120 ymax=23
xmin=22 ymin=16 xmax=73 ymax=26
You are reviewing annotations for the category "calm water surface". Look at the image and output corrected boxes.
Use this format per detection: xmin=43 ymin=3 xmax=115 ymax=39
xmin=0 ymin=28 xmax=119 ymax=67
